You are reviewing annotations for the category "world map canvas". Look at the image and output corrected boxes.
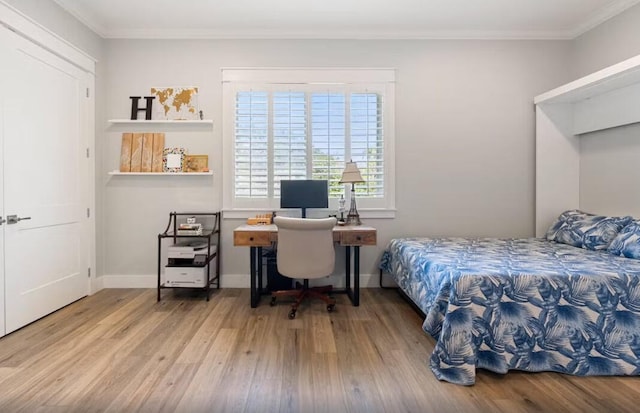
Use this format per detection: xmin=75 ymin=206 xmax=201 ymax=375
xmin=150 ymin=87 xmax=199 ymax=120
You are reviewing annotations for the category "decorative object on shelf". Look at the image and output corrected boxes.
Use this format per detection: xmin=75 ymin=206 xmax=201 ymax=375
xmin=140 ymin=133 xmax=154 ymax=172
xmin=339 ymin=160 xmax=365 ymax=226
xmin=151 ymin=133 xmax=165 ymax=172
xmin=130 ymin=133 xmax=144 ymax=172
xmin=120 ymin=133 xmax=133 ymax=172
xmin=177 ymin=222 xmax=203 ymax=235
xmin=163 ymin=147 xmax=186 ymax=172
xmin=150 ymin=87 xmax=199 ymax=120
xmin=183 ymin=154 xmax=209 ymax=173
xmin=129 ymin=96 xmax=155 ymax=120
xmin=199 ymin=110 xmax=203 ymax=120
xmin=120 ymin=132 xmax=165 ymax=173
xmin=338 ymin=194 xmax=346 ymax=225
xmin=247 ymin=213 xmax=273 ymax=225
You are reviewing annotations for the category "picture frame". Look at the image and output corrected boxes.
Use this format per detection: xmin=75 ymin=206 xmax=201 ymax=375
xmin=183 ymin=154 xmax=209 ymax=173
xmin=150 ymin=87 xmax=199 ymax=120
xmin=162 ymin=147 xmax=186 ymax=172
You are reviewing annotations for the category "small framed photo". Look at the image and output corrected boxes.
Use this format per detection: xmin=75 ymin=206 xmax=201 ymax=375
xmin=163 ymin=148 xmax=186 ymax=172
xmin=183 ymin=154 xmax=209 ymax=173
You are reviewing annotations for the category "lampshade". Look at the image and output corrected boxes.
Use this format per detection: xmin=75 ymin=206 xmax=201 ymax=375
xmin=339 ymin=161 xmax=364 ymax=184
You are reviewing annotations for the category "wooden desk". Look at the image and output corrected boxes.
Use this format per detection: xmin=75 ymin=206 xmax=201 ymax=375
xmin=234 ymin=224 xmax=377 ymax=308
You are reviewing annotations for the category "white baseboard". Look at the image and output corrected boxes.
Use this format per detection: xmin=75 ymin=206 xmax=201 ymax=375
xmin=90 ymin=276 xmax=104 ymax=294
xmin=99 ymin=273 xmax=381 ymax=289
xmin=102 ymin=274 xmax=156 ymax=288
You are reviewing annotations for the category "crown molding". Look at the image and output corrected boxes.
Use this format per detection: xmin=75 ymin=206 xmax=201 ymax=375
xmin=102 ymin=28 xmax=575 ymax=41
xmin=52 ymin=0 xmax=108 ymax=38
xmin=570 ymin=0 xmax=640 ymax=38
xmin=52 ymin=0 xmax=640 ymax=41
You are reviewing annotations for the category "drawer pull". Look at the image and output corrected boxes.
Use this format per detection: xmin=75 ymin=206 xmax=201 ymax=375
xmin=249 ymin=237 xmax=254 ymax=241
xmin=356 ymin=236 xmax=361 ymax=241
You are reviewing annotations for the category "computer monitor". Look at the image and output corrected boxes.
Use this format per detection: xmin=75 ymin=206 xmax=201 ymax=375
xmin=280 ymin=179 xmax=329 ymax=218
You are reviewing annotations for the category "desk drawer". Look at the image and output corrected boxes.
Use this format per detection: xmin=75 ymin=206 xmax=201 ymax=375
xmin=234 ymin=231 xmax=272 ymax=246
xmin=340 ymin=231 xmax=377 ymax=246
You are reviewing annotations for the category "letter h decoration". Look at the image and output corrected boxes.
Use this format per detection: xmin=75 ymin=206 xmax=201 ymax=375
xmin=130 ymin=96 xmax=155 ymax=120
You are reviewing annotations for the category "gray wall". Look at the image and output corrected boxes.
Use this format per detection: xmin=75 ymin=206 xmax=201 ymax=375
xmin=21 ymin=1 xmax=640 ymax=286
xmin=102 ymin=39 xmax=570 ymax=284
xmin=574 ymin=3 xmax=640 ymax=219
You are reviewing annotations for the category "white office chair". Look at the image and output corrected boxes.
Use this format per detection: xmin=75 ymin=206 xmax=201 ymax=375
xmin=271 ymin=216 xmax=337 ymax=319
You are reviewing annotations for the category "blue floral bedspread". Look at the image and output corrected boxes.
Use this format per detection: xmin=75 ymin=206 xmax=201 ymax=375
xmin=379 ymin=237 xmax=640 ymax=385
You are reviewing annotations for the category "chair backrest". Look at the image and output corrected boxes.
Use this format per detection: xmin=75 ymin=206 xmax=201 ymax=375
xmin=273 ymin=216 xmax=337 ymax=279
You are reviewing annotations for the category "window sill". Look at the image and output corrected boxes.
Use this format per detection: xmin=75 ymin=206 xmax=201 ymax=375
xmin=222 ymin=208 xmax=396 ymax=220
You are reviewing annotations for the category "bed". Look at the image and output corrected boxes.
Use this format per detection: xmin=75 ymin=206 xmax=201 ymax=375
xmin=379 ymin=236 xmax=640 ymax=385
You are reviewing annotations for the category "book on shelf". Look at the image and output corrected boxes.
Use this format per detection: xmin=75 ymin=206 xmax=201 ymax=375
xmin=178 ymin=223 xmax=202 ymax=230
xmin=177 ymin=228 xmax=203 ymax=236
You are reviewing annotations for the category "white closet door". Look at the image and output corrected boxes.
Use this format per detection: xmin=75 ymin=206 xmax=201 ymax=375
xmin=2 ymin=27 xmax=89 ymax=334
xmin=0 ymin=33 xmax=5 ymax=336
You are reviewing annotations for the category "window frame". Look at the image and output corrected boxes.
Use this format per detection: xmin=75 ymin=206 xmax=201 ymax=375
xmin=222 ymin=68 xmax=396 ymax=219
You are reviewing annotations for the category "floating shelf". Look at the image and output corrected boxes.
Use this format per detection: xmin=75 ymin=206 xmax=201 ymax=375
xmin=108 ymin=171 xmax=213 ymax=176
xmin=108 ymin=119 xmax=213 ymax=125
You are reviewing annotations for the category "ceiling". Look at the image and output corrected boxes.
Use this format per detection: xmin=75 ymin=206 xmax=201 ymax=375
xmin=52 ymin=0 xmax=640 ymax=40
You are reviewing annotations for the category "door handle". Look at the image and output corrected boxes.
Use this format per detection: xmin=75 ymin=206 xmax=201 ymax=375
xmin=6 ymin=214 xmax=31 ymax=224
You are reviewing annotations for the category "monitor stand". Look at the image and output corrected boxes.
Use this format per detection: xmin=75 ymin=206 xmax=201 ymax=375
xmin=301 ymin=208 xmax=307 ymax=218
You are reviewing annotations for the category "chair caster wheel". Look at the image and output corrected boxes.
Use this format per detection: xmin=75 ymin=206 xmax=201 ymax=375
xmin=270 ymin=297 xmax=277 ymax=306
xmin=327 ymin=304 xmax=335 ymax=313
xmin=288 ymin=310 xmax=296 ymax=319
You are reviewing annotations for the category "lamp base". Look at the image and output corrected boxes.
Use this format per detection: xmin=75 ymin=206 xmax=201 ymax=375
xmin=345 ymin=191 xmax=361 ymax=226
xmin=345 ymin=213 xmax=361 ymax=226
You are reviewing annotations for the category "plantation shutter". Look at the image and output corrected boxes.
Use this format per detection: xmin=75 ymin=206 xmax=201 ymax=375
xmin=311 ymin=93 xmax=346 ymax=198
xmin=224 ymin=69 xmax=394 ymax=215
xmin=235 ymin=91 xmax=268 ymax=198
xmin=350 ymin=93 xmax=384 ymax=198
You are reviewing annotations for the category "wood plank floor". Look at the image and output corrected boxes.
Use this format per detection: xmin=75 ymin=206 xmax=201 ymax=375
xmin=1 ymin=288 xmax=639 ymax=412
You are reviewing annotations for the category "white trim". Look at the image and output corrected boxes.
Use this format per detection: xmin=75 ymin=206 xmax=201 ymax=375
xmin=101 ymin=273 xmax=380 ymax=289
xmin=222 ymin=208 xmax=396 ymax=220
xmin=51 ymin=0 xmax=108 ymax=38
xmin=0 ymin=1 xmax=96 ymax=73
xmin=102 ymin=275 xmax=157 ymax=289
xmin=85 ymin=73 xmax=98 ymax=295
xmin=91 ymin=275 xmax=104 ymax=294
xmin=79 ymin=28 xmax=595 ymax=41
xmin=47 ymin=0 xmax=640 ymax=41
xmin=222 ymin=68 xmax=396 ymax=84
xmin=570 ymin=0 xmax=640 ymax=39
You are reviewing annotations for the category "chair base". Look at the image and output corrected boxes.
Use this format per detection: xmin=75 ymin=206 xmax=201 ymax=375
xmin=270 ymin=281 xmax=336 ymax=318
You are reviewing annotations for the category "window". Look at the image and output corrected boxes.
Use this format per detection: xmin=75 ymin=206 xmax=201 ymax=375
xmin=222 ymin=69 xmax=395 ymax=217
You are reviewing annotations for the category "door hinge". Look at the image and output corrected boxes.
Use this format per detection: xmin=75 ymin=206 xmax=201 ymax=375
xmin=88 ymin=267 xmax=91 ymax=278
xmin=87 ymin=208 xmax=90 ymax=218
xmin=86 ymin=88 xmax=90 ymax=98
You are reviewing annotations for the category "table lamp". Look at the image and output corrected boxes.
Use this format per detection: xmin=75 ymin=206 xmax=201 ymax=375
xmin=339 ymin=160 xmax=365 ymax=225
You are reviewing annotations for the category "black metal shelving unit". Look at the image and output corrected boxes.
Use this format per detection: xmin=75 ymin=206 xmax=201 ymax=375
xmin=157 ymin=211 xmax=221 ymax=301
